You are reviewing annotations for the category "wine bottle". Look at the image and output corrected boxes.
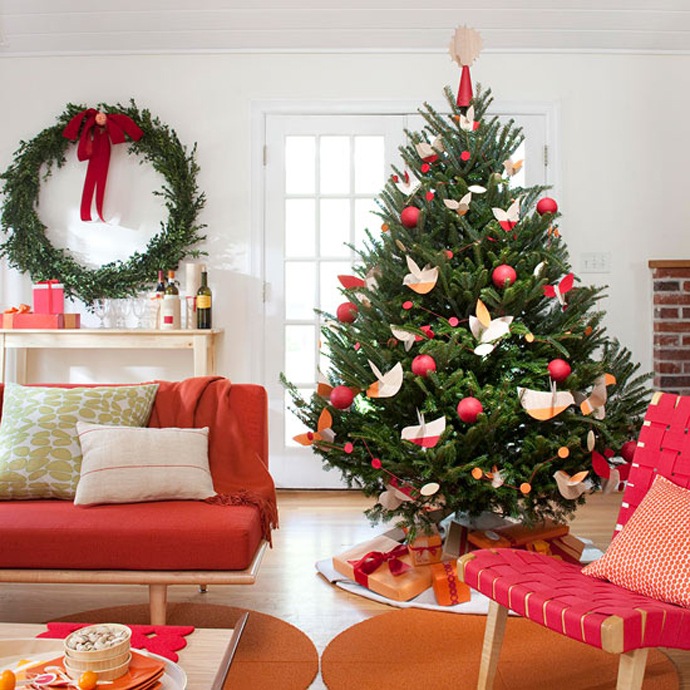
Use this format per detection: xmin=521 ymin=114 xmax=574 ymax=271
xmin=160 ymin=269 xmax=181 ymax=330
xmin=196 ymin=269 xmax=212 ymax=329
xmin=154 ymin=270 xmax=167 ymax=328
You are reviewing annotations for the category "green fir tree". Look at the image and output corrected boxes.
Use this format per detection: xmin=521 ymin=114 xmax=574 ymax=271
xmin=283 ymin=83 xmax=650 ymax=531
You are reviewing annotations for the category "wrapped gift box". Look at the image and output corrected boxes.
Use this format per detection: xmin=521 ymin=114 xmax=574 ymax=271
xmin=407 ymin=529 xmax=443 ymax=566
xmin=431 ymin=560 xmax=471 ymax=606
xmin=549 ymin=533 xmax=586 ymax=564
xmin=2 ymin=313 xmax=80 ymax=329
xmin=468 ymin=517 xmax=569 ymax=551
xmin=332 ymin=534 xmax=433 ymax=602
xmin=33 ymin=280 xmax=65 ymax=314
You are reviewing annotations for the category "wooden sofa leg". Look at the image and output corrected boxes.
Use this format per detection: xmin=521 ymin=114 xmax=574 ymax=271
xmin=477 ymin=600 xmax=508 ymax=690
xmin=616 ymin=648 xmax=649 ymax=690
xmin=149 ymin=584 xmax=168 ymax=625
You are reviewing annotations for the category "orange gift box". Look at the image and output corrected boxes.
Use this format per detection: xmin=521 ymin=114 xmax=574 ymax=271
xmin=431 ymin=560 xmax=471 ymax=606
xmin=332 ymin=534 xmax=433 ymax=602
xmin=2 ymin=312 xmax=80 ymax=329
xmin=407 ymin=530 xmax=443 ymax=566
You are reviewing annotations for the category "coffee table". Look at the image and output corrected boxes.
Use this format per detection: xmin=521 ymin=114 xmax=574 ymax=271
xmin=0 ymin=616 xmax=247 ymax=689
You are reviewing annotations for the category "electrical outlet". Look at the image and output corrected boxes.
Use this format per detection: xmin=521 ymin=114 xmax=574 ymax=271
xmin=580 ymin=252 xmax=611 ymax=274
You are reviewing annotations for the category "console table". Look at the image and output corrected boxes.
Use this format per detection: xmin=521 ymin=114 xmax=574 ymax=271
xmin=0 ymin=328 xmax=223 ymax=384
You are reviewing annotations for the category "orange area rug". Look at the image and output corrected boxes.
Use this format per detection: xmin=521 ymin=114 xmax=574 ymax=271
xmin=321 ymin=609 xmax=679 ymax=690
xmin=51 ymin=602 xmax=318 ymax=690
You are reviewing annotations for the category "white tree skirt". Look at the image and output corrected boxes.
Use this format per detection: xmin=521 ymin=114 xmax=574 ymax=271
xmin=316 ymin=536 xmax=603 ymax=615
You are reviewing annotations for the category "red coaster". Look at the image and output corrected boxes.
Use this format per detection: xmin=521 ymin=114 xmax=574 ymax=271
xmin=38 ymin=622 xmax=195 ymax=661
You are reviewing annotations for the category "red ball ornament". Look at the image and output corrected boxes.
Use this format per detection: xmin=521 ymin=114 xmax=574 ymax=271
xmin=536 ymin=197 xmax=558 ymax=215
xmin=547 ymin=358 xmax=572 ymax=382
xmin=457 ymin=397 xmax=483 ymax=423
xmin=492 ymin=264 xmax=517 ymax=289
xmin=400 ymin=206 xmax=420 ymax=229
xmin=620 ymin=440 xmax=637 ymax=463
xmin=411 ymin=354 xmax=436 ymax=377
xmin=330 ymin=386 xmax=354 ymax=410
xmin=336 ymin=301 xmax=358 ymax=323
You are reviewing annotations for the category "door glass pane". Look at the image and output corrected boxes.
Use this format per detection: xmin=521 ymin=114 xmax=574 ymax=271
xmin=354 ymin=136 xmax=385 ymax=193
xmin=320 ymin=261 xmax=352 ymax=316
xmin=285 ymin=262 xmax=316 ymax=319
xmin=320 ymin=136 xmax=350 ymax=194
xmin=320 ymin=199 xmax=351 ymax=257
xmin=285 ymin=199 xmax=316 ymax=257
xmin=285 ymin=325 xmax=316 ymax=382
xmin=286 ymin=136 xmax=315 ymax=194
xmin=354 ymin=198 xmax=379 ymax=251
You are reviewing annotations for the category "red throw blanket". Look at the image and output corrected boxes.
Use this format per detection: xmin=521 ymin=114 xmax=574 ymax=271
xmin=148 ymin=376 xmax=278 ymax=543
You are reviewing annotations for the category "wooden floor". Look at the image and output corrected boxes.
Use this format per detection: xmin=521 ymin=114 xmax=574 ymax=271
xmin=0 ymin=490 xmax=687 ymax=688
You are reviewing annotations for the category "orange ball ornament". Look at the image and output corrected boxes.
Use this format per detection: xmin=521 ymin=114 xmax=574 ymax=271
xmin=471 ymin=467 xmax=483 ymax=480
xmin=519 ymin=482 xmax=532 ymax=495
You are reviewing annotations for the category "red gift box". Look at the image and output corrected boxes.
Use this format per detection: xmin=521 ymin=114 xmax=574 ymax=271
xmin=33 ymin=280 xmax=65 ymax=314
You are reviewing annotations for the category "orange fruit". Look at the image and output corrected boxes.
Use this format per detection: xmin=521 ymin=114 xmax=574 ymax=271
xmin=78 ymin=670 xmax=98 ymax=690
xmin=0 ymin=670 xmax=16 ymax=690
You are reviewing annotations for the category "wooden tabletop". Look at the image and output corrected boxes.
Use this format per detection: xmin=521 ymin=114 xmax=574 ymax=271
xmin=0 ymin=621 xmax=240 ymax=689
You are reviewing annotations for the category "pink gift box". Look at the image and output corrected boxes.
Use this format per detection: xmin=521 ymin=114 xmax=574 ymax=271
xmin=33 ymin=280 xmax=65 ymax=314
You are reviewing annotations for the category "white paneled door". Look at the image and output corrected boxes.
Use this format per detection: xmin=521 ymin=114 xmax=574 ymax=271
xmin=261 ymin=106 xmax=552 ymax=488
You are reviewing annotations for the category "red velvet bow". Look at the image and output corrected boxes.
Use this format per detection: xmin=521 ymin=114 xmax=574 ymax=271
xmin=63 ymin=108 xmax=144 ymax=222
xmin=348 ymin=544 xmax=410 ymax=587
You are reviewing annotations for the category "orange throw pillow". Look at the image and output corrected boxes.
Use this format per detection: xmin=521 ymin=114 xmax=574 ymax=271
xmin=582 ymin=475 xmax=690 ymax=608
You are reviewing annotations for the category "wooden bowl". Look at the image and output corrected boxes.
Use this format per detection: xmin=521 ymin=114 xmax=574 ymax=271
xmin=63 ymin=623 xmax=131 ymax=662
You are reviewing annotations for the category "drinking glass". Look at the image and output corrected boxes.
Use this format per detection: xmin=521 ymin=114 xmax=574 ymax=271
xmin=130 ymin=297 xmax=148 ymax=329
xmin=92 ymin=299 xmax=109 ymax=328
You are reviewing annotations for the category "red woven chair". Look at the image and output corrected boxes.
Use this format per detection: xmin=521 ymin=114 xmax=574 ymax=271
xmin=459 ymin=391 xmax=690 ymax=690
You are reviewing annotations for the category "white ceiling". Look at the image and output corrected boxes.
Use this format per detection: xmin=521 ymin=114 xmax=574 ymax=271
xmin=1 ymin=0 xmax=689 ymax=56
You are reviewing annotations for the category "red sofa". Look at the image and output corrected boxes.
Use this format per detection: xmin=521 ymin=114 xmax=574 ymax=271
xmin=0 ymin=376 xmax=278 ymax=624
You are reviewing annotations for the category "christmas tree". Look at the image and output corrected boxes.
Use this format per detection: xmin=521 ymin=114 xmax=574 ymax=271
xmin=283 ymin=27 xmax=649 ymax=531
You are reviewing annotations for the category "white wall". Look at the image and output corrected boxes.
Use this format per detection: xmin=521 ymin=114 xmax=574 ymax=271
xmin=0 ymin=50 xmax=688 ymax=384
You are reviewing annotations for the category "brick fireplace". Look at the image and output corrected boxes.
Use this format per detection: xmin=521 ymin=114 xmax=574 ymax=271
xmin=649 ymin=260 xmax=690 ymax=394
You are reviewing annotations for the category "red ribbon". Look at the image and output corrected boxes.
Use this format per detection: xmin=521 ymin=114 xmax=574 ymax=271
xmin=348 ymin=544 xmax=410 ymax=587
xmin=63 ymin=109 xmax=144 ymax=222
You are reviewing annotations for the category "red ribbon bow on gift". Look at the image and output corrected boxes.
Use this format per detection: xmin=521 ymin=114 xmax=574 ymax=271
xmin=63 ymin=108 xmax=144 ymax=222
xmin=347 ymin=544 xmax=411 ymax=587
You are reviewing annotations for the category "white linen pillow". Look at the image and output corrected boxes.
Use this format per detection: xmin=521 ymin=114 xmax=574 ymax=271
xmin=74 ymin=422 xmax=215 ymax=505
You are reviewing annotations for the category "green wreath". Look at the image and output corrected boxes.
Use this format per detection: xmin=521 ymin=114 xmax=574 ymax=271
xmin=0 ymin=100 xmax=206 ymax=306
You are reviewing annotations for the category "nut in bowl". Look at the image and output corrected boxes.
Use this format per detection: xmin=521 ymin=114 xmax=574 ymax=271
xmin=63 ymin=623 xmax=132 ymax=681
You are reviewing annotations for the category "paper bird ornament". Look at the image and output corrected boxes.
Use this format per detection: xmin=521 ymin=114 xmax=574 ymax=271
xmin=469 ymin=299 xmax=513 ymax=356
xmin=394 ymin=171 xmax=421 ymax=196
xmin=390 ymin=325 xmax=417 ymax=352
xmin=366 ymin=360 xmax=404 ymax=399
xmin=580 ymin=373 xmax=616 ymax=419
xmin=503 ymin=158 xmax=524 ymax=177
xmin=444 ymin=192 xmax=472 ymax=216
xmin=316 ymin=371 xmax=333 ymax=400
xmin=415 ymin=136 xmax=444 ymax=162
xmin=443 ymin=186 xmax=486 ymax=216
xmin=403 ymin=255 xmax=439 ymax=295
xmin=401 ymin=411 xmax=446 ymax=449
xmin=448 ymin=26 xmax=483 ymax=107
xmin=378 ymin=482 xmax=415 ymax=511
xmin=293 ymin=408 xmax=335 ymax=446
xmin=338 ymin=268 xmax=378 ymax=307
xmin=459 ymin=105 xmax=478 ymax=132
xmin=492 ymin=199 xmax=520 ymax=232
xmin=543 ymin=273 xmax=574 ymax=309
xmin=517 ymin=381 xmax=575 ymax=421
xmin=553 ymin=469 xmax=591 ymax=500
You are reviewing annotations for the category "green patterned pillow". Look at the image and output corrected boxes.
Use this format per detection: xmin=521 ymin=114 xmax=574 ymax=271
xmin=0 ymin=383 xmax=158 ymax=500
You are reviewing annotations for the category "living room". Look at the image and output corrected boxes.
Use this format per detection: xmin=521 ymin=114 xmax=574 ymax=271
xmin=0 ymin=3 xmax=689 ymax=689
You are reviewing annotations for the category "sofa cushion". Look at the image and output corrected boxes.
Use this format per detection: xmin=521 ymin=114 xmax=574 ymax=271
xmin=74 ymin=422 xmax=215 ymax=505
xmin=0 ymin=384 xmax=158 ymax=501
xmin=0 ymin=499 xmax=263 ymax=571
